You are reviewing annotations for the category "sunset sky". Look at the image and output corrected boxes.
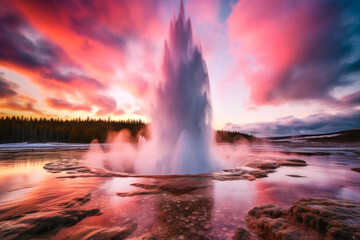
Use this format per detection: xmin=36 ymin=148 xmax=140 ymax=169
xmin=1 ymin=0 xmax=360 ymax=136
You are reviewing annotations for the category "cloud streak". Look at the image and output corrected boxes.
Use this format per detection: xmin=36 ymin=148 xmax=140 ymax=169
xmin=45 ymin=98 xmax=92 ymax=112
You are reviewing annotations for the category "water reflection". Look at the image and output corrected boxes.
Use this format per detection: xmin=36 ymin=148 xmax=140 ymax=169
xmin=0 ymin=157 xmax=51 ymax=205
xmin=150 ymin=179 xmax=214 ymax=239
xmin=0 ymin=150 xmax=99 ymax=208
xmin=0 ymin=145 xmax=359 ymax=239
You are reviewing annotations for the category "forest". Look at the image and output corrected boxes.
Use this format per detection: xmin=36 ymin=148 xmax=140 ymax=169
xmin=0 ymin=116 xmax=255 ymax=144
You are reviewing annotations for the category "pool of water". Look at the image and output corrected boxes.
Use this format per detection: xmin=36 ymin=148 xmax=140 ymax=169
xmin=0 ymin=142 xmax=359 ymax=239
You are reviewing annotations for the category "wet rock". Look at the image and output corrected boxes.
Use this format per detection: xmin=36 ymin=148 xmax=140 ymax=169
xmin=232 ymin=227 xmax=257 ymax=240
xmin=226 ymin=159 xmax=309 ymax=181
xmin=289 ymin=198 xmax=360 ymax=239
xmin=117 ymin=179 xmax=210 ymax=197
xmin=351 ymin=168 xmax=360 ymax=173
xmin=68 ymin=219 xmax=137 ymax=240
xmin=278 ymin=159 xmax=308 ymax=167
xmin=43 ymin=159 xmax=92 ymax=174
xmin=251 ymin=171 xmax=268 ymax=178
xmin=246 ymin=198 xmax=360 ymax=240
xmin=213 ymin=167 xmax=270 ymax=181
xmin=0 ymin=193 xmax=101 ymax=240
xmin=59 ymin=193 xmax=93 ymax=208
xmin=246 ymin=161 xmax=280 ymax=170
xmin=45 ymin=157 xmax=306 ymax=184
xmin=73 ymin=193 xmax=92 ymax=204
xmin=0 ymin=209 xmax=101 ymax=239
xmin=286 ymin=174 xmax=306 ymax=178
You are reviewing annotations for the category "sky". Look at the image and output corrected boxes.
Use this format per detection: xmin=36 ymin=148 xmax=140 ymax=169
xmin=0 ymin=0 xmax=360 ymax=137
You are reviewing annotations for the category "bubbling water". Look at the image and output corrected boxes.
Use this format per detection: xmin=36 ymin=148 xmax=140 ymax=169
xmin=86 ymin=1 xmax=225 ymax=174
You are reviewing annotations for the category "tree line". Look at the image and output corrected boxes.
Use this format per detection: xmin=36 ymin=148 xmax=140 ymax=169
xmin=0 ymin=116 xmax=255 ymax=144
xmin=215 ymin=130 xmax=256 ymax=143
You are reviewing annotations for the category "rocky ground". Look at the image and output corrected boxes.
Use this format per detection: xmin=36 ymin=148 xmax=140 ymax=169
xmin=243 ymin=198 xmax=360 ymax=240
xmin=0 ymin=153 xmax=359 ymax=239
xmin=43 ymin=157 xmax=309 ymax=182
xmin=0 ymin=193 xmax=101 ymax=239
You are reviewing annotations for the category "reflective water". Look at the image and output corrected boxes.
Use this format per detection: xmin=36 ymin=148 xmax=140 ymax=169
xmin=0 ymin=143 xmax=359 ymax=239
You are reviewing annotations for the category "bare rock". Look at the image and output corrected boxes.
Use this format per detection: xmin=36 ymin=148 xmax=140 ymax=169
xmin=0 ymin=193 xmax=101 ymax=240
xmin=232 ymin=227 xmax=257 ymax=240
xmin=246 ymin=161 xmax=280 ymax=170
xmin=213 ymin=167 xmax=269 ymax=181
xmin=43 ymin=159 xmax=91 ymax=174
xmin=289 ymin=198 xmax=360 ymax=239
xmin=246 ymin=198 xmax=360 ymax=240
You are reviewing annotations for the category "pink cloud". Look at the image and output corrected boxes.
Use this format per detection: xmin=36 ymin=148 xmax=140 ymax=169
xmin=2 ymin=0 xmax=174 ymax=116
xmin=227 ymin=0 xmax=360 ymax=107
xmin=45 ymin=98 xmax=92 ymax=112
xmin=0 ymin=73 xmax=41 ymax=113
xmin=113 ymin=108 xmax=125 ymax=116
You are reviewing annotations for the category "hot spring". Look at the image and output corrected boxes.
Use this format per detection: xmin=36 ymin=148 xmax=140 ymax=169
xmin=86 ymin=1 xmax=225 ymax=175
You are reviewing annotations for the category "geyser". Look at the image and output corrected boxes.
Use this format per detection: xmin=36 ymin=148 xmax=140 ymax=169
xmin=87 ymin=1 xmax=224 ymax=174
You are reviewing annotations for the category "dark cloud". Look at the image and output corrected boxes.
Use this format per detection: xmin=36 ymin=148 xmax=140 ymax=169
xmin=0 ymin=10 xmax=105 ymax=90
xmin=8 ymin=0 xmax=166 ymax=50
xmin=0 ymin=99 xmax=40 ymax=114
xmin=274 ymin=0 xmax=360 ymax=102
xmin=346 ymin=58 xmax=360 ymax=73
xmin=0 ymin=9 xmax=67 ymax=70
xmin=225 ymin=110 xmax=360 ymax=137
xmin=28 ymin=0 xmax=127 ymax=49
xmin=0 ymin=73 xmax=40 ymax=113
xmin=70 ymin=18 xmax=127 ymax=50
xmin=0 ymin=73 xmax=17 ymax=98
xmin=42 ymin=71 xmax=105 ymax=90
xmin=0 ymin=3 xmax=113 ymax=114
xmin=339 ymin=90 xmax=360 ymax=107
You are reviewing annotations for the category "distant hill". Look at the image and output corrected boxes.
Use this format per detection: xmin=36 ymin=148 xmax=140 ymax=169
xmin=266 ymin=128 xmax=360 ymax=143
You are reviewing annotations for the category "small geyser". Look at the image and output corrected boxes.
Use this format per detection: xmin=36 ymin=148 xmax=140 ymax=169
xmin=87 ymin=1 xmax=225 ymax=174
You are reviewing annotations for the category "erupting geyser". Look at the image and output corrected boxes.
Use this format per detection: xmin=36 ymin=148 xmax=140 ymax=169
xmin=87 ymin=1 xmax=224 ymax=174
